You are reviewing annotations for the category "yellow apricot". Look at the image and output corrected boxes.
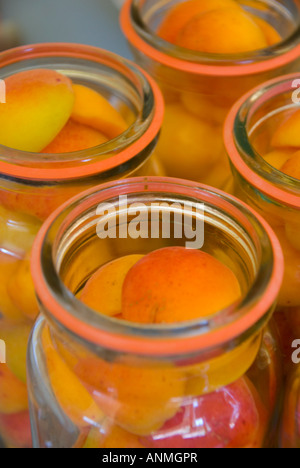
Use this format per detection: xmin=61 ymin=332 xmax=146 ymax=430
xmin=272 ymin=110 xmax=300 ymax=148
xmin=122 ymin=247 xmax=241 ymax=324
xmin=285 ymin=221 xmax=300 ymax=251
xmin=42 ymin=120 xmax=108 ymax=153
xmin=8 ymin=255 xmax=39 ymax=321
xmin=0 ymin=206 xmax=41 ymax=257
xmin=177 ymin=8 xmax=268 ymax=54
xmin=263 ymin=150 xmax=293 ymax=170
xmin=275 ymin=227 xmax=300 ymax=307
xmin=0 ymin=252 xmax=23 ymax=321
xmin=83 ymin=425 xmax=144 ymax=449
xmin=185 ymin=333 xmax=262 ymax=396
xmin=75 ymin=356 xmax=185 ymax=436
xmin=0 ymin=365 xmax=28 ymax=414
xmin=0 ymin=69 xmax=75 ymax=152
xmin=42 ymin=326 xmax=104 ymax=428
xmin=157 ymin=0 xmax=240 ymax=43
xmin=252 ymin=16 xmax=281 ymax=46
xmin=80 ymin=255 xmax=144 ymax=317
xmin=0 ymin=321 xmax=31 ymax=383
xmin=281 ymin=150 xmax=300 ymax=179
xmin=71 ymin=84 xmax=128 ymax=139
xmin=155 ymin=104 xmax=223 ymax=180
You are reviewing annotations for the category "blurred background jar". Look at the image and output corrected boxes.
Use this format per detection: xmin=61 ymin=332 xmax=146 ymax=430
xmin=0 ymin=42 xmax=163 ymax=448
xmin=280 ymin=361 xmax=300 ymax=448
xmin=121 ymin=0 xmax=300 ymax=190
xmin=27 ymin=177 xmax=283 ymax=448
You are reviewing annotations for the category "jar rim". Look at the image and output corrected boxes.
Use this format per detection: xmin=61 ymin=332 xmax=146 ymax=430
xmin=121 ymin=0 xmax=300 ymax=77
xmin=31 ymin=177 xmax=284 ymax=357
xmin=0 ymin=43 xmax=164 ymax=182
xmin=224 ymin=72 xmax=300 ymax=208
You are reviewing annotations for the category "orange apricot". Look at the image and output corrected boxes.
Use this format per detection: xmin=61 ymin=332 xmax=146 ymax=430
xmin=281 ymin=150 xmax=300 ymax=179
xmin=122 ymin=247 xmax=241 ymax=324
xmin=71 ymin=84 xmax=128 ymax=139
xmin=0 ymin=69 xmax=74 ymax=152
xmin=252 ymin=16 xmax=281 ymax=46
xmin=75 ymin=356 xmax=185 ymax=436
xmin=263 ymin=149 xmax=293 ymax=170
xmin=8 ymin=255 xmax=39 ymax=321
xmin=0 ymin=252 xmax=23 ymax=321
xmin=177 ymin=8 xmax=268 ymax=53
xmin=157 ymin=0 xmax=240 ymax=43
xmin=155 ymin=104 xmax=223 ymax=180
xmin=0 ymin=365 xmax=28 ymax=414
xmin=181 ymin=92 xmax=229 ymax=125
xmin=272 ymin=110 xmax=300 ymax=148
xmin=80 ymin=255 xmax=144 ymax=317
xmin=42 ymin=326 xmax=104 ymax=428
xmin=42 ymin=120 xmax=108 ymax=153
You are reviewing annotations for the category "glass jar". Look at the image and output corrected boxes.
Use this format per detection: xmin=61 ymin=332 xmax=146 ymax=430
xmin=0 ymin=43 xmax=164 ymax=448
xmin=121 ymin=0 xmax=300 ymax=190
xmin=280 ymin=363 xmax=300 ymax=448
xmin=224 ymin=73 xmax=300 ymax=374
xmin=27 ymin=177 xmax=283 ymax=448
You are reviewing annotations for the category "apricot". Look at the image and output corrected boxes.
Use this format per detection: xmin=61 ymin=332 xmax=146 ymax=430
xmin=83 ymin=425 xmax=144 ymax=449
xmin=0 ymin=365 xmax=28 ymax=414
xmin=142 ymin=376 xmax=267 ymax=449
xmin=252 ymin=16 xmax=281 ymax=46
xmin=157 ymin=0 xmax=240 ymax=43
xmin=272 ymin=110 xmax=300 ymax=148
xmin=155 ymin=104 xmax=223 ymax=180
xmin=80 ymin=255 xmax=144 ymax=317
xmin=42 ymin=120 xmax=108 ymax=153
xmin=177 ymin=8 xmax=268 ymax=54
xmin=281 ymin=151 xmax=300 ymax=179
xmin=8 ymin=255 xmax=39 ymax=321
xmin=275 ymin=227 xmax=300 ymax=307
xmin=42 ymin=326 xmax=104 ymax=428
xmin=0 ymin=321 xmax=31 ymax=383
xmin=0 ymin=410 xmax=32 ymax=448
xmin=181 ymin=92 xmax=229 ymax=125
xmin=185 ymin=333 xmax=261 ymax=396
xmin=71 ymin=84 xmax=128 ymax=139
xmin=75 ymin=356 xmax=185 ymax=436
xmin=263 ymin=150 xmax=293 ymax=170
xmin=122 ymin=247 xmax=241 ymax=324
xmin=0 ymin=252 xmax=23 ymax=321
xmin=0 ymin=206 xmax=41 ymax=257
xmin=0 ymin=69 xmax=74 ymax=152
